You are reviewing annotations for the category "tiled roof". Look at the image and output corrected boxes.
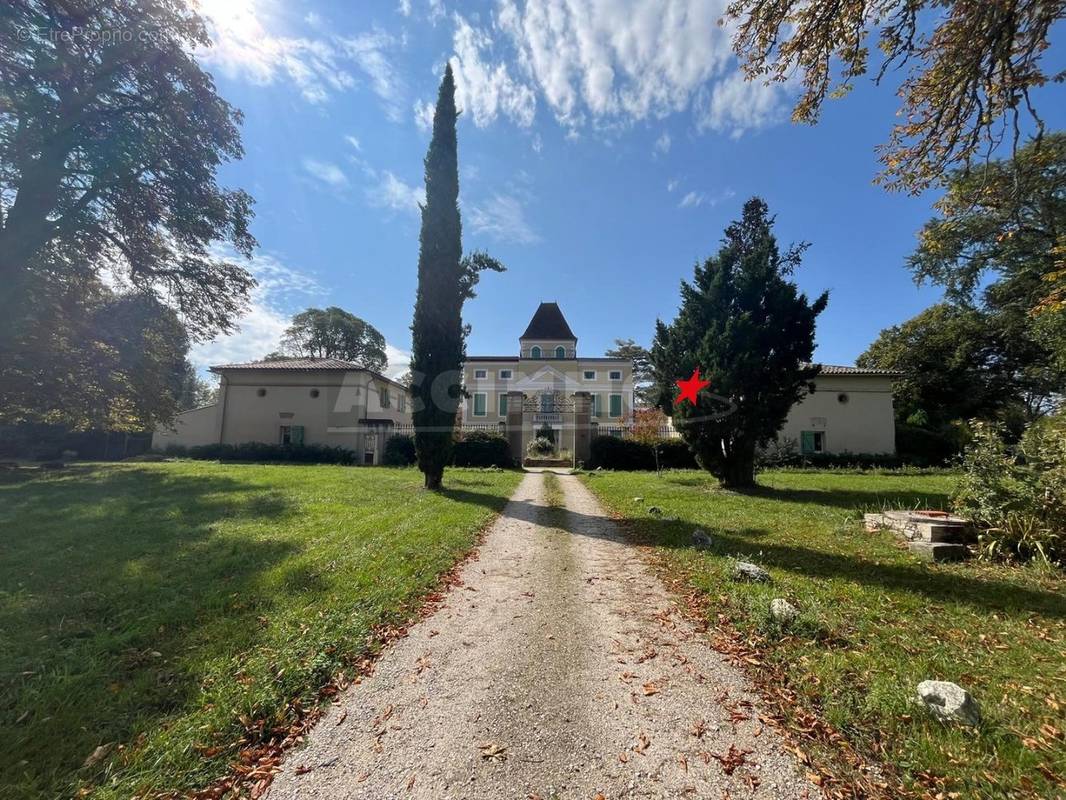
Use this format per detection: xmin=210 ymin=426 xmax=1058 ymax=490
xmin=520 ymin=302 xmax=577 ymax=340
xmin=210 ymin=358 xmax=363 ymax=371
xmin=813 ymin=363 xmax=901 ymax=376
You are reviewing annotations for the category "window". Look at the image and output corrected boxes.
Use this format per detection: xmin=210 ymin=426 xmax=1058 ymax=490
xmin=583 ymin=370 xmax=596 ymax=380
xmin=498 ymin=369 xmax=513 ymax=380
xmin=474 ymin=368 xmax=487 ymax=379
xmin=279 ymin=425 xmax=304 ymax=445
xmin=530 ymin=346 xmax=542 ymax=358
xmin=473 ymin=392 xmax=487 ymax=416
xmin=800 ymin=431 xmax=825 ymax=454
xmin=398 ymin=393 xmax=406 ymax=412
xmin=609 ymin=393 xmax=623 ymax=418
xmin=256 ymin=388 xmax=267 ymax=397
xmin=310 ymin=388 xmax=320 ymax=398
xmin=498 ymin=393 xmax=508 ymax=416
xmin=837 ymin=393 xmax=850 ymax=404
xmin=555 ymin=346 xmax=566 ymax=359
xmin=540 ymin=392 xmax=555 ymax=413
xmin=609 ymin=370 xmax=622 ymax=380
xmin=379 ymin=387 xmax=390 ymax=408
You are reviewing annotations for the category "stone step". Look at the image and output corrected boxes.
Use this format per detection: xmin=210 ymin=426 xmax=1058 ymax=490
xmin=864 ymin=511 xmax=973 ymax=543
xmin=908 ymin=541 xmax=970 ymax=562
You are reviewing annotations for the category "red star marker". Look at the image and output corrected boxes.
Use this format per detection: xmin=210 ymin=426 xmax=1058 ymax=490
xmin=675 ymin=368 xmax=711 ymax=406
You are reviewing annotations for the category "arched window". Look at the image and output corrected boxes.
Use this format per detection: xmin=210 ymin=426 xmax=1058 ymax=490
xmin=530 ymin=346 xmax=541 ymax=358
xmin=555 ymin=346 xmax=566 ymax=359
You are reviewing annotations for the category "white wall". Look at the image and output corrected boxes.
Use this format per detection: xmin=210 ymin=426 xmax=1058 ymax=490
xmin=152 ymin=369 xmax=412 ymax=462
xmin=779 ymin=375 xmax=896 ymax=454
xmin=152 ymin=404 xmax=220 ymax=449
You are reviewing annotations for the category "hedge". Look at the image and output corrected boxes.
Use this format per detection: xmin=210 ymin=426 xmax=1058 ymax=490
xmin=168 ymin=442 xmax=360 ymax=465
xmin=453 ymin=431 xmax=512 ymax=468
xmin=383 ymin=434 xmax=416 ymax=466
xmin=588 ymin=436 xmax=698 ymax=470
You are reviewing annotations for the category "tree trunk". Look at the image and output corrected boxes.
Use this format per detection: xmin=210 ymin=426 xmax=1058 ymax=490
xmin=423 ymin=469 xmax=443 ymax=491
xmin=719 ymin=445 xmax=756 ymax=489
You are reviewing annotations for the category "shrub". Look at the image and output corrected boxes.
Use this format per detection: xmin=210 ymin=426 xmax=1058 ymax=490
xmin=895 ymin=422 xmax=964 ymax=466
xmin=453 ymin=431 xmax=512 ymax=468
xmin=526 ymin=436 xmax=555 ymax=458
xmin=953 ymin=417 xmax=1065 ymax=563
xmin=185 ymin=442 xmax=359 ymax=465
xmin=382 ymin=434 xmax=416 ymax=466
xmin=534 ymin=422 xmax=555 ymax=445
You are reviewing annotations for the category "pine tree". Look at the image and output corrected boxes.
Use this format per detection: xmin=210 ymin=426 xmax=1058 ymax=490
xmin=652 ymin=198 xmax=828 ymax=488
xmin=410 ymin=66 xmax=466 ymax=490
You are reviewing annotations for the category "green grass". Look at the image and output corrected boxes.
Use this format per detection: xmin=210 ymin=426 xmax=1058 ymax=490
xmin=583 ymin=469 xmax=1065 ymax=798
xmin=0 ymin=461 xmax=521 ymax=800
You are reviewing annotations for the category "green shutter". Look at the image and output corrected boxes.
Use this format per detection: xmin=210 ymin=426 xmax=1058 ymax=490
xmin=499 ymin=394 xmax=508 ymax=416
xmin=474 ymin=393 xmax=486 ymax=415
xmin=800 ymin=431 xmax=815 ymax=454
xmin=609 ymin=394 xmax=622 ymax=418
xmin=291 ymin=425 xmax=305 ymax=446
xmin=592 ymin=394 xmax=602 ymax=417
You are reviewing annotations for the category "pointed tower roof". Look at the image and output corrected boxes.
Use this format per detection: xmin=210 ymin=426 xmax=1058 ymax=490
xmin=520 ymin=302 xmax=577 ymax=340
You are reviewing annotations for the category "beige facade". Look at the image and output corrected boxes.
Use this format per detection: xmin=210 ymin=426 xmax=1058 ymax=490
xmin=152 ymin=359 xmax=411 ymax=464
xmin=779 ymin=372 xmax=898 ymax=455
xmin=460 ymin=303 xmax=633 ymax=458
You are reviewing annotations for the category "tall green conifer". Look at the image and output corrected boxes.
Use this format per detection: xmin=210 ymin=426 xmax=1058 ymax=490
xmin=410 ymin=66 xmax=464 ymax=490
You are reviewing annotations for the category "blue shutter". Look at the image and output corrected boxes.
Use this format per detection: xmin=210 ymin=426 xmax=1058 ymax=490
xmin=499 ymin=394 xmax=508 ymax=416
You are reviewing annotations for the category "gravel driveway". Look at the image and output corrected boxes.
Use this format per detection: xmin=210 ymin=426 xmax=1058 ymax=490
xmin=266 ymin=472 xmax=813 ymax=800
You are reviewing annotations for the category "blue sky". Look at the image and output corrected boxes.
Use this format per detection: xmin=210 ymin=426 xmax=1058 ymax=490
xmin=188 ymin=0 xmax=1066 ymax=378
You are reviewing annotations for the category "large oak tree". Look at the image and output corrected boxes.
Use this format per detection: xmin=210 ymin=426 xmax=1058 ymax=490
xmin=0 ymin=0 xmax=256 ymax=339
xmin=726 ymin=0 xmax=1065 ymax=192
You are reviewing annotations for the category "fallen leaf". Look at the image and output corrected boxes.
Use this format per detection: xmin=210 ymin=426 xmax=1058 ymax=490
xmin=83 ymin=743 xmax=115 ymax=769
xmin=642 ymin=683 xmax=660 ymax=696
xmin=634 ymin=732 xmax=651 ymax=754
xmin=479 ymin=741 xmax=508 ymax=762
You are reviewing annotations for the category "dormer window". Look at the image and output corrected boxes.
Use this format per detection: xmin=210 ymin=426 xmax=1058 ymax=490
xmin=555 ymin=346 xmax=566 ymax=359
xmin=530 ymin=346 xmax=542 ymax=358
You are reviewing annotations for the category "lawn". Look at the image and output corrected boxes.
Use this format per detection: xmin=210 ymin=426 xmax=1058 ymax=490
xmin=0 ymin=461 xmax=520 ymax=800
xmin=583 ymin=469 xmax=1065 ymax=799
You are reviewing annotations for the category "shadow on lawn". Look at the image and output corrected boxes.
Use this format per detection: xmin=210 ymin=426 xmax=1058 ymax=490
xmin=0 ymin=467 xmax=302 ymax=799
xmin=443 ymin=478 xmax=1064 ymax=622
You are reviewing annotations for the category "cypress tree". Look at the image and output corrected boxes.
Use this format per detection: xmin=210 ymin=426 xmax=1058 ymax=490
xmin=410 ymin=66 xmax=464 ymax=490
xmin=651 ymin=198 xmax=828 ymax=488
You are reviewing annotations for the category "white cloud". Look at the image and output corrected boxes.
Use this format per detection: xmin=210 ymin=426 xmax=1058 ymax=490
xmin=196 ymin=2 xmax=404 ymax=112
xmin=484 ymin=0 xmax=794 ymax=138
xmin=677 ymin=186 xmax=736 ymax=209
xmin=397 ymin=0 xmax=413 ymax=16
xmin=345 ymin=135 xmax=362 ymax=151
xmin=302 ymin=158 xmax=349 ymax=188
xmin=496 ymin=0 xmax=731 ymax=126
xmin=337 ymin=30 xmax=407 ymax=121
xmin=531 ymin=132 xmax=543 ymax=153
xmin=666 ymin=177 xmax=679 ymax=192
xmin=654 ymin=131 xmax=671 ymax=155
xmin=469 ymin=194 xmax=540 ymax=244
xmin=449 ymin=14 xmax=537 ymax=128
xmin=413 ymin=98 xmax=436 ymax=132
xmin=678 ymin=190 xmax=705 ymax=208
xmin=694 ymin=71 xmax=792 ymax=137
xmin=367 ymin=171 xmax=426 ymax=213
xmin=384 ymin=343 xmax=411 ymax=380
